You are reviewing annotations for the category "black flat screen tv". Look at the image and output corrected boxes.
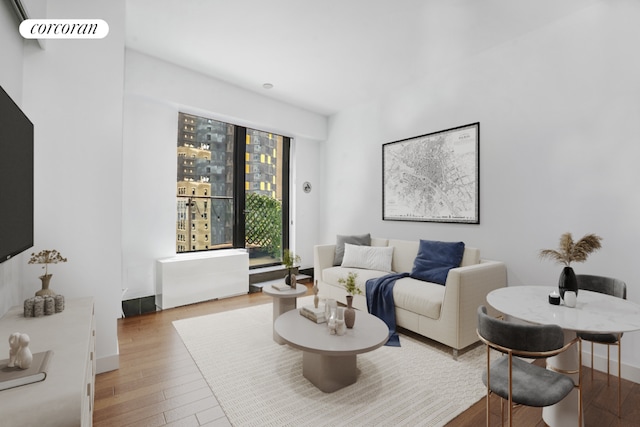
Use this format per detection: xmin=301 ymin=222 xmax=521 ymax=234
xmin=0 ymin=85 xmax=34 ymax=263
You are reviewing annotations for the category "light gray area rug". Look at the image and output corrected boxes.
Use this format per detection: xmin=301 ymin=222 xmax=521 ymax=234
xmin=173 ymin=296 xmax=488 ymax=427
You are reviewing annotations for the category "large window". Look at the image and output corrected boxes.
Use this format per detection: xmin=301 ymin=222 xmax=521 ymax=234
xmin=176 ymin=112 xmax=290 ymax=267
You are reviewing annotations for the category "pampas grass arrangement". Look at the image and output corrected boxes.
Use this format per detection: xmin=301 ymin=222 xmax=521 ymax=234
xmin=539 ymin=232 xmax=603 ymax=266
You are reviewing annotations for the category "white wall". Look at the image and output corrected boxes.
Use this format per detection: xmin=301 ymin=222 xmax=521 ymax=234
xmin=290 ymin=135 xmax=321 ymax=268
xmin=19 ymin=0 xmax=125 ymax=372
xmin=319 ymin=1 xmax=640 ymax=380
xmin=0 ymin=3 xmax=23 ymax=98
xmin=122 ymin=50 xmax=325 ymax=299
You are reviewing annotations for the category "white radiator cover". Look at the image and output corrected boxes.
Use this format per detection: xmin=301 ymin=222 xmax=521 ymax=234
xmin=155 ymin=249 xmax=249 ymax=309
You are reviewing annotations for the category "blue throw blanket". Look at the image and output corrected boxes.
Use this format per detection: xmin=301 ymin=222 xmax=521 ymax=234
xmin=366 ymin=272 xmax=410 ymax=347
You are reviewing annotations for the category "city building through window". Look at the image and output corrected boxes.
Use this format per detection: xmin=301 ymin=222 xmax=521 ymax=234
xmin=176 ymin=112 xmax=290 ymax=267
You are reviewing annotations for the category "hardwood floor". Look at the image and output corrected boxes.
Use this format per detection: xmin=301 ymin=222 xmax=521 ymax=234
xmin=95 ymin=285 xmax=640 ymax=426
xmin=94 ymin=288 xmax=283 ymax=427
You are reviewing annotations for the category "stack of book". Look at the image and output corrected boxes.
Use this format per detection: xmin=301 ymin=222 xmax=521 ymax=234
xmin=271 ymin=283 xmax=291 ymax=291
xmin=299 ymin=304 xmax=326 ymax=323
xmin=0 ymin=351 xmax=53 ymax=391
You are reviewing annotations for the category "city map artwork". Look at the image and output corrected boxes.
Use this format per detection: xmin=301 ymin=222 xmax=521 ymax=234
xmin=383 ymin=123 xmax=479 ymax=224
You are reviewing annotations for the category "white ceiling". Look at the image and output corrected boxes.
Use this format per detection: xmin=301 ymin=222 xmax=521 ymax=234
xmin=125 ymin=0 xmax=597 ymax=117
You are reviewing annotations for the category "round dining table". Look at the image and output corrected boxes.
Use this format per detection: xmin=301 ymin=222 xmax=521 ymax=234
xmin=487 ymin=285 xmax=640 ymax=427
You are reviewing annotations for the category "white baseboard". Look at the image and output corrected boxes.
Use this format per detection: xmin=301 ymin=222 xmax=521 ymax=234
xmin=97 ymin=353 xmax=120 ymax=374
xmin=582 ymin=349 xmax=640 ymax=384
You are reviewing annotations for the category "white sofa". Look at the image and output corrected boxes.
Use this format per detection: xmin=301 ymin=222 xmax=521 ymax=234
xmin=314 ymin=238 xmax=507 ymax=358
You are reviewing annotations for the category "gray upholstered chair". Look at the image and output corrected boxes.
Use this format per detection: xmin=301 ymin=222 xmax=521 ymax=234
xmin=576 ymin=274 xmax=626 ymax=417
xmin=477 ymin=306 xmax=582 ymax=427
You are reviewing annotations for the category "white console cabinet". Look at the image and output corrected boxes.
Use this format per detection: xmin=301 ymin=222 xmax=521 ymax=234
xmin=156 ymin=249 xmax=249 ymax=309
xmin=0 ymin=297 xmax=96 ymax=426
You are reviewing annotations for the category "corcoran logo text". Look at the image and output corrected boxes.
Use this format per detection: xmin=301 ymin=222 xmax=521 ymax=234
xmin=19 ymin=19 xmax=109 ymax=39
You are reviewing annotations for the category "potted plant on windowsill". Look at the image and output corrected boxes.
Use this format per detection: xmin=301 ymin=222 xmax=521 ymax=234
xmin=539 ymin=232 xmax=602 ymax=299
xmin=283 ymin=249 xmax=301 ymax=288
xmin=338 ymin=272 xmax=362 ymax=328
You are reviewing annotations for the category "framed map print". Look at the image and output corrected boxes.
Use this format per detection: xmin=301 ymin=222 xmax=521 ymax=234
xmin=382 ymin=122 xmax=479 ymax=224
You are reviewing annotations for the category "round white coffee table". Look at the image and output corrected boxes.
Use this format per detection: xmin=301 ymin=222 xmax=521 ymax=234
xmin=263 ymin=283 xmax=308 ymax=344
xmin=274 ymin=308 xmax=389 ymax=392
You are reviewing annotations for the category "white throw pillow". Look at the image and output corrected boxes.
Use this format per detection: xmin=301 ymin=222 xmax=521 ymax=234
xmin=341 ymin=243 xmax=394 ymax=272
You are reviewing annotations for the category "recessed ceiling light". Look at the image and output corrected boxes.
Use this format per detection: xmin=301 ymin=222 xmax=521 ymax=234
xmin=263 ymin=83 xmax=274 ymax=89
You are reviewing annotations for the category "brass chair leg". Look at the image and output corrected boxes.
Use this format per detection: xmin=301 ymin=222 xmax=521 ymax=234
xmin=607 ymin=344 xmax=611 ymax=386
xmin=589 ymin=339 xmax=622 ymax=418
xmin=486 ymin=346 xmax=491 ymax=427
xmin=590 ymin=342 xmax=594 ymax=382
xmin=618 ymin=340 xmax=621 ymax=418
xmin=578 ymin=339 xmax=582 ymax=427
xmin=486 ymin=391 xmax=490 ymax=427
xmin=508 ymin=355 xmax=513 ymax=427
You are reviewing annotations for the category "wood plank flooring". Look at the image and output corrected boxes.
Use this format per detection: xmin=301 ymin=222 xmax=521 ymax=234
xmin=95 ymin=284 xmax=640 ymax=426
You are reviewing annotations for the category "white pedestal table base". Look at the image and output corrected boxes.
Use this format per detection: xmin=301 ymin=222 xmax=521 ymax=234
xmin=544 ymin=330 xmax=583 ymax=427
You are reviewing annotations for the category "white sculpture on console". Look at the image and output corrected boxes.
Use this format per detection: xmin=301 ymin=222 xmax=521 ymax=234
xmin=8 ymin=332 xmax=33 ymax=369
xmin=15 ymin=334 xmax=33 ymax=369
xmin=8 ymin=332 xmax=20 ymax=367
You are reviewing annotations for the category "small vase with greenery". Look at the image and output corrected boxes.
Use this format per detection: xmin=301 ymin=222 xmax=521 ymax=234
xmin=28 ymin=249 xmax=68 ymax=296
xmin=338 ymin=272 xmax=361 ymax=328
xmin=283 ymin=249 xmax=301 ymax=287
xmin=539 ymin=232 xmax=602 ymax=298
xmin=338 ymin=272 xmax=362 ymax=297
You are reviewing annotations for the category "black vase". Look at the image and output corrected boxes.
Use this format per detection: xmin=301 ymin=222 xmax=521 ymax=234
xmin=558 ymin=266 xmax=578 ymax=299
xmin=284 ymin=268 xmax=296 ymax=288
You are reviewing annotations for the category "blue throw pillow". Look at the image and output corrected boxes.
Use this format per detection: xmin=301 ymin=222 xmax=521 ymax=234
xmin=410 ymin=240 xmax=465 ymax=285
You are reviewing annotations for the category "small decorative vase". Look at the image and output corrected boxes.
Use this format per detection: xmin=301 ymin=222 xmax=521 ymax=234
xmin=345 ymin=295 xmax=356 ymax=329
xmin=284 ymin=268 xmax=297 ymax=288
xmin=327 ymin=308 xmax=337 ymax=335
xmin=325 ymin=299 xmax=337 ymax=322
xmin=313 ymin=280 xmax=319 ymax=308
xmin=336 ymin=308 xmax=346 ymax=336
xmin=558 ymin=266 xmax=578 ymax=300
xmin=36 ymin=274 xmax=56 ymax=297
xmin=564 ymin=291 xmax=577 ymax=308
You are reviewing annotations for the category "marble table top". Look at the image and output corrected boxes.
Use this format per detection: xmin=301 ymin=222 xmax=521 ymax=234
xmin=487 ymin=285 xmax=640 ymax=334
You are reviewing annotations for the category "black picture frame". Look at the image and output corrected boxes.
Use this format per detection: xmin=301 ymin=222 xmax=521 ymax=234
xmin=382 ymin=122 xmax=480 ymax=224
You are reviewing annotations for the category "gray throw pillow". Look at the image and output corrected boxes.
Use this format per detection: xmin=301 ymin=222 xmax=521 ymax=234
xmin=333 ymin=233 xmax=371 ymax=266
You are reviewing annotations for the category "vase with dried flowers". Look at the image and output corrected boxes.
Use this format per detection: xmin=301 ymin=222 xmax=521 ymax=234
xmin=28 ymin=249 xmax=68 ymax=297
xmin=282 ymin=249 xmax=301 ymax=288
xmin=338 ymin=272 xmax=362 ymax=328
xmin=539 ymin=232 xmax=602 ymax=299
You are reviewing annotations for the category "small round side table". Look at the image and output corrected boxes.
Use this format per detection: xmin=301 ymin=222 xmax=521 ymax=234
xmin=263 ymin=283 xmax=307 ymax=344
